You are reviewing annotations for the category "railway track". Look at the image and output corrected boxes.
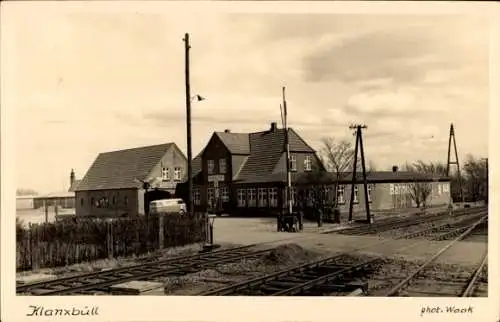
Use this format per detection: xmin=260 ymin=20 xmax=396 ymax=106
xmin=395 ymin=211 xmax=487 ymax=240
xmin=327 ymin=207 xmax=485 ymax=236
xmin=382 ymin=215 xmax=488 ymax=297
xmin=201 ymin=215 xmax=487 ymax=296
xmin=17 ymin=244 xmax=273 ymax=295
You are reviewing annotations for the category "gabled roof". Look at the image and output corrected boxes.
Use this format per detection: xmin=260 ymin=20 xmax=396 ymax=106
xmin=68 ymin=179 xmax=82 ymax=192
xmin=76 ymin=143 xmax=177 ymax=191
xmin=235 ymin=128 xmax=315 ymax=182
xmin=214 ymin=132 xmax=250 ymax=155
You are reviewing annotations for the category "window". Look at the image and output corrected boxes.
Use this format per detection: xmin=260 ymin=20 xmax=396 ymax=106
xmin=353 ymin=186 xmax=359 ymax=203
xmin=80 ymin=198 xmax=84 ymax=207
xmin=219 ymin=159 xmax=227 ymax=174
xmin=90 ymin=197 xmax=95 ymax=208
xmin=161 ymin=167 xmax=170 ymax=181
xmin=221 ymin=187 xmax=229 ymax=202
xmin=442 ymin=183 xmax=450 ymax=193
xmin=237 ymin=189 xmax=246 ymax=207
xmin=304 ymin=155 xmax=312 ymax=171
xmin=247 ymin=188 xmax=257 ymax=207
xmin=207 ymin=160 xmax=215 ymax=174
xmin=207 ymin=188 xmax=214 ymax=207
xmin=193 ymin=189 xmax=201 ymax=205
xmin=268 ymin=188 xmax=278 ymax=207
xmin=337 ymin=185 xmax=345 ymax=204
xmin=258 ymin=188 xmax=268 ymax=207
xmin=174 ymin=167 xmax=182 ymax=181
xmin=438 ymin=184 xmax=442 ymax=194
xmin=367 ymin=185 xmax=373 ymax=203
xmin=290 ymin=155 xmax=297 ymax=171
xmin=112 ymin=196 xmax=116 ymax=205
xmin=124 ymin=196 xmax=128 ymax=206
xmin=389 ymin=184 xmax=395 ymax=195
xmin=292 ymin=187 xmax=298 ymax=205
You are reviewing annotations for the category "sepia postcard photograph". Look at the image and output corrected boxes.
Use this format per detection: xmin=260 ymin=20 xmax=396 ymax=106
xmin=1 ymin=1 xmax=499 ymax=322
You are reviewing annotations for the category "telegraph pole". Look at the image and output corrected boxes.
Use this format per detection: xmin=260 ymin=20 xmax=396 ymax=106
xmin=446 ymin=123 xmax=464 ymax=204
xmin=183 ymin=33 xmax=193 ymax=216
xmin=282 ymin=87 xmax=293 ymax=216
xmin=348 ymin=124 xmax=372 ymax=224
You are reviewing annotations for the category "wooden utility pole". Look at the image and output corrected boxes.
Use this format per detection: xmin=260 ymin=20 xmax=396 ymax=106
xmin=446 ymin=123 xmax=464 ymax=204
xmin=282 ymin=87 xmax=293 ymax=216
xmin=348 ymin=124 xmax=372 ymax=224
xmin=183 ymin=33 xmax=193 ymax=216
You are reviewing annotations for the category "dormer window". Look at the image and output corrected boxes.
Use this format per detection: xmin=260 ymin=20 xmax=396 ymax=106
xmin=207 ymin=160 xmax=215 ymax=174
xmin=161 ymin=167 xmax=170 ymax=181
xmin=290 ymin=155 xmax=297 ymax=172
xmin=304 ymin=155 xmax=312 ymax=171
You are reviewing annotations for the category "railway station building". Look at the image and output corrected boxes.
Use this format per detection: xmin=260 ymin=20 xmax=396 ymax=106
xmin=75 ymin=143 xmax=187 ymax=217
xmin=178 ymin=122 xmax=451 ymax=217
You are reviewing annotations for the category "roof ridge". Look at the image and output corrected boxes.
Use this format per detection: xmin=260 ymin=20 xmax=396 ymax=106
xmin=99 ymin=142 xmax=173 ymax=155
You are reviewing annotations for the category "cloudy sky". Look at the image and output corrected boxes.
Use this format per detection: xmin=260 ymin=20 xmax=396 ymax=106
xmin=2 ymin=3 xmax=491 ymax=194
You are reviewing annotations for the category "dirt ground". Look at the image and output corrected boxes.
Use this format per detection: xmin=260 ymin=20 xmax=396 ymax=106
xmin=210 ymin=216 xmax=488 ymax=266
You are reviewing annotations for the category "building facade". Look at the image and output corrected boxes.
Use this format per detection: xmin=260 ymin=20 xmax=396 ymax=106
xmin=75 ymin=143 xmax=187 ymax=217
xmin=178 ymin=123 xmax=451 ymax=218
xmin=177 ymin=122 xmax=325 ymax=216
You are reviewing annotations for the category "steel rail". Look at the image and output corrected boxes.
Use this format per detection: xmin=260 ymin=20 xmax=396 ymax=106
xmin=17 ymin=243 xmax=258 ymax=292
xmin=396 ymin=211 xmax=486 ymax=240
xmin=461 ymin=251 xmax=488 ymax=297
xmin=384 ymin=215 xmax=487 ymax=297
xmin=328 ymin=207 xmax=485 ymax=236
xmin=17 ymin=244 xmax=266 ymax=295
xmin=201 ymin=219 xmax=461 ymax=296
xmin=202 ymin=213 xmax=488 ymax=296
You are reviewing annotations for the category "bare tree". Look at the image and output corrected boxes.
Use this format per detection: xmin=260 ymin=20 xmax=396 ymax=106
xmin=463 ymin=154 xmax=488 ymax=202
xmin=404 ymin=160 xmax=447 ymax=208
xmin=319 ymin=138 xmax=354 ymax=208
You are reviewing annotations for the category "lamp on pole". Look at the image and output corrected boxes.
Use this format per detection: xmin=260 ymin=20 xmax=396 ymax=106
xmin=183 ymin=33 xmax=205 ymax=216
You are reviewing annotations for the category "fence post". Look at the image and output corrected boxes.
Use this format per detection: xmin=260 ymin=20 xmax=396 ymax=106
xmin=158 ymin=214 xmax=164 ymax=249
xmin=106 ymin=221 xmax=113 ymax=259
xmin=28 ymin=223 xmax=33 ymax=270
xmin=32 ymin=225 xmax=40 ymax=270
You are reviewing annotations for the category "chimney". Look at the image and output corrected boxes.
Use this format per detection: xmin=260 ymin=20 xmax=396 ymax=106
xmin=70 ymin=168 xmax=75 ymax=186
xmin=270 ymin=122 xmax=278 ymax=132
xmin=224 ymin=129 xmax=231 ymax=133
xmin=392 ymin=165 xmax=398 ymax=173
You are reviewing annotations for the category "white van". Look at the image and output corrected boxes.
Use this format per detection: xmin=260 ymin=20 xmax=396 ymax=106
xmin=149 ymin=198 xmax=187 ymax=215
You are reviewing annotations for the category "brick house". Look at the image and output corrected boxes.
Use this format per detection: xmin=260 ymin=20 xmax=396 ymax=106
xmin=178 ymin=123 xmax=451 ymax=218
xmin=75 ymin=143 xmax=187 ymax=217
xmin=177 ymin=122 xmax=325 ymax=216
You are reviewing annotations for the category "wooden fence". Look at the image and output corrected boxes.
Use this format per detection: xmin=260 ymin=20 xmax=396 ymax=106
xmin=16 ymin=213 xmax=207 ymax=271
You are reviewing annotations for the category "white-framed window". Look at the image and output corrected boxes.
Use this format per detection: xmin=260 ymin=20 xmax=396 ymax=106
xmin=220 ymin=187 xmax=229 ymax=202
xmin=337 ymin=185 xmax=345 ymax=204
xmin=322 ymin=187 xmax=330 ymax=203
xmin=290 ymin=155 xmax=297 ymax=171
xmin=247 ymin=188 xmax=257 ymax=207
xmin=268 ymin=188 xmax=278 ymax=207
xmin=174 ymin=167 xmax=182 ymax=181
xmin=438 ymin=184 xmax=442 ymax=194
xmin=207 ymin=160 xmax=215 ymax=174
xmin=389 ymin=184 xmax=395 ymax=195
xmin=442 ymin=183 xmax=450 ymax=193
xmin=161 ymin=167 xmax=170 ymax=181
xmin=353 ymin=185 xmax=359 ymax=203
xmin=219 ymin=159 xmax=227 ymax=174
xmin=367 ymin=184 xmax=373 ymax=203
xmin=258 ymin=188 xmax=267 ymax=207
xmin=193 ymin=189 xmax=201 ymax=205
xmin=304 ymin=155 xmax=312 ymax=171
xmin=207 ymin=188 xmax=214 ymax=207
xmin=237 ymin=189 xmax=246 ymax=207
